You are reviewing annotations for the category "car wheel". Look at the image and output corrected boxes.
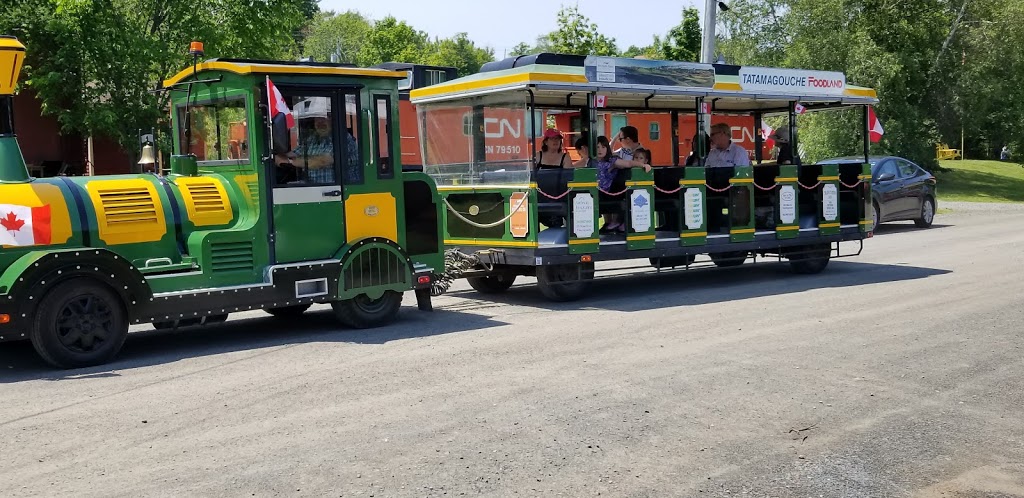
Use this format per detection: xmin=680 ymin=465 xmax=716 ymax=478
xmin=31 ymin=278 xmax=128 ymax=369
xmin=872 ymin=201 xmax=880 ymax=230
xmin=467 ymin=273 xmax=516 ymax=294
xmin=710 ymin=251 xmax=747 ymax=268
xmin=331 ymin=291 xmax=403 ymax=329
xmin=536 ymin=262 xmax=594 ymax=302
xmin=788 ymin=244 xmax=831 ymax=275
xmin=914 ymin=197 xmax=935 ymax=228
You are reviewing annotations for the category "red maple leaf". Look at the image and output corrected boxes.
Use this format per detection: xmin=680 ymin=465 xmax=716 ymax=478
xmin=1 ymin=212 xmax=25 ymax=232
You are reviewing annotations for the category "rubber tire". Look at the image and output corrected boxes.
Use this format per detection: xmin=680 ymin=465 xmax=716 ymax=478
xmin=331 ymin=291 xmax=403 ymax=329
xmin=914 ymin=197 xmax=935 ymax=228
xmin=467 ymin=273 xmax=517 ymax=294
xmin=536 ymin=262 xmax=595 ymax=302
xmin=872 ymin=201 xmax=881 ymax=230
xmin=710 ymin=251 xmax=747 ymax=268
xmin=265 ymin=304 xmax=312 ymax=317
xmin=789 ymin=245 xmax=831 ymax=275
xmin=31 ymin=278 xmax=128 ymax=369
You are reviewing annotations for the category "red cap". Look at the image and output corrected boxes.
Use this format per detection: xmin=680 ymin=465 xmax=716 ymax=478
xmin=543 ymin=128 xmax=562 ymax=139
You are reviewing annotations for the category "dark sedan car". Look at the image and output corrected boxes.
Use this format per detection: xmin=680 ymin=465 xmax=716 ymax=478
xmin=820 ymin=155 xmax=937 ymax=229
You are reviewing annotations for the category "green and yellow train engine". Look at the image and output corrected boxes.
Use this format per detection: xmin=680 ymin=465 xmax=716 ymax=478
xmin=0 ymin=38 xmax=444 ymax=368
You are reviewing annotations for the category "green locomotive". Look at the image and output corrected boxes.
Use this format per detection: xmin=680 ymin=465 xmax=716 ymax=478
xmin=0 ymin=37 xmax=443 ymax=368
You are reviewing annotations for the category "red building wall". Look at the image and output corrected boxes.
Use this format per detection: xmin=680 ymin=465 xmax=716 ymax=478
xmin=13 ymin=89 xmax=132 ymax=176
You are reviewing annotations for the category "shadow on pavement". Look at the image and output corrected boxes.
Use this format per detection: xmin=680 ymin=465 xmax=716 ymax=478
xmin=0 ymin=306 xmax=504 ymax=382
xmin=442 ymin=259 xmax=951 ymax=313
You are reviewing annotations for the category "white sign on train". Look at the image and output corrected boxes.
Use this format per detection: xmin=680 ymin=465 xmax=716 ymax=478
xmin=738 ymin=67 xmax=846 ymax=96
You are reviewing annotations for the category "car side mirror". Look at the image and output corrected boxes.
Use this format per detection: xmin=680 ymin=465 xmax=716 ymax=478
xmin=271 ymin=113 xmax=292 ymax=156
xmin=875 ymin=172 xmax=895 ymax=183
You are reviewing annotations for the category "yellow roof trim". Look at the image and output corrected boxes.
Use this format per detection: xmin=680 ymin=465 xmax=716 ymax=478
xmin=0 ymin=37 xmax=26 ymax=51
xmin=410 ymin=71 xmax=588 ymax=100
xmin=713 ymin=82 xmax=743 ymax=91
xmin=844 ymin=87 xmax=877 ymax=98
xmin=162 ymin=61 xmax=406 ymax=87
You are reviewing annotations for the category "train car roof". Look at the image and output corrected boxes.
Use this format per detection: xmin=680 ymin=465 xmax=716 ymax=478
xmin=411 ymin=54 xmax=878 ymax=111
xmin=163 ymin=59 xmax=407 ymax=88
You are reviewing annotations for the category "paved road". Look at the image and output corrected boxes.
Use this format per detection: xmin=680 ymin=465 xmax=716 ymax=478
xmin=2 ymin=204 xmax=1023 ymax=497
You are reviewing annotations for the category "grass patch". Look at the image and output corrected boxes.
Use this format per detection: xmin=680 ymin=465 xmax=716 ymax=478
xmin=933 ymin=159 xmax=1024 ymax=203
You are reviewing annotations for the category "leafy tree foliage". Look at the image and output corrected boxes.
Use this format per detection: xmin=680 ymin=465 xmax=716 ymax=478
xmin=302 ymin=10 xmax=371 ymax=64
xmin=546 ymin=6 xmax=618 ymax=56
xmin=660 ymin=7 xmax=702 ymax=61
xmin=0 ymin=0 xmax=306 ymax=155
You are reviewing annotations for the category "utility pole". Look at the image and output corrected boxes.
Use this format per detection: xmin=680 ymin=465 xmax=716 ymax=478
xmin=701 ymin=0 xmax=718 ymax=64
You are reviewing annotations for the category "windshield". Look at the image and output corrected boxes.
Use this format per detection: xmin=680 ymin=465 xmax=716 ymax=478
xmin=417 ymin=92 xmax=539 ymax=186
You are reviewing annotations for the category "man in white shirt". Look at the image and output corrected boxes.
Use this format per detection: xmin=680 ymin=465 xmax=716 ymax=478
xmin=705 ymin=123 xmax=751 ymax=167
xmin=611 ymin=125 xmax=642 ymax=160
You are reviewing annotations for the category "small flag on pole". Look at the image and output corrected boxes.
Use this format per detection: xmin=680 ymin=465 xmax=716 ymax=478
xmin=267 ymin=77 xmax=294 ymax=129
xmin=868 ymin=106 xmax=884 ymax=143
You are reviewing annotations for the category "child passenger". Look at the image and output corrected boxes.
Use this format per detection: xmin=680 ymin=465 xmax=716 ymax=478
xmin=594 ymin=136 xmax=650 ymax=233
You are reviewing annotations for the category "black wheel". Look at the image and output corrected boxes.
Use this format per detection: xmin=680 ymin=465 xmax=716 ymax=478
xmin=710 ymin=251 xmax=747 ymax=268
xmin=31 ymin=279 xmax=128 ymax=369
xmin=872 ymin=201 xmax=881 ymax=230
xmin=536 ymin=262 xmax=594 ymax=302
xmin=914 ymin=197 xmax=935 ymax=228
xmin=331 ymin=291 xmax=403 ymax=328
xmin=789 ymin=244 xmax=831 ymax=274
xmin=467 ymin=273 xmax=517 ymax=294
xmin=265 ymin=304 xmax=312 ymax=317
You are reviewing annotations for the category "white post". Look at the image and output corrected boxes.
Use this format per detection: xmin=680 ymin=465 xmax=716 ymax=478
xmin=86 ymin=135 xmax=95 ymax=176
xmin=701 ymin=0 xmax=718 ymax=64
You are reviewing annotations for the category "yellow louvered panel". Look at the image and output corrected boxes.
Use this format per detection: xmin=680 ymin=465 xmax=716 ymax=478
xmin=86 ymin=179 xmax=167 ymax=245
xmin=176 ymin=177 xmax=234 ymax=227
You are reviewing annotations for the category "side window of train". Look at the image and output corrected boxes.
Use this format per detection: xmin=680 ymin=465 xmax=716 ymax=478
xmin=373 ymin=94 xmax=394 ymax=179
xmin=343 ymin=93 xmax=364 ymax=185
xmin=177 ymin=97 xmax=249 ymax=164
xmin=278 ymin=91 xmax=339 ymax=186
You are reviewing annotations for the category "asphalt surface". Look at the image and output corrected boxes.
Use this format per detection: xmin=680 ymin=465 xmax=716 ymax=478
xmin=2 ymin=202 xmax=1023 ymax=497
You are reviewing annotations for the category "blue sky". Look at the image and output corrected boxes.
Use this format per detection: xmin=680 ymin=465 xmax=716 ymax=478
xmin=318 ymin=0 xmax=703 ymax=58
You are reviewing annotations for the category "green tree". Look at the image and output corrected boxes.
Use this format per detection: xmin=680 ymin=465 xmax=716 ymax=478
xmin=546 ymin=6 xmax=618 ymax=56
xmin=660 ymin=7 xmax=702 ymax=61
xmin=422 ymin=33 xmax=494 ymax=76
xmin=509 ymin=42 xmax=532 ymax=57
xmin=357 ymin=16 xmax=428 ymax=66
xmin=0 ymin=0 xmax=306 ymax=158
xmin=302 ymin=10 xmax=372 ymax=63
xmin=715 ymin=0 xmax=788 ymax=66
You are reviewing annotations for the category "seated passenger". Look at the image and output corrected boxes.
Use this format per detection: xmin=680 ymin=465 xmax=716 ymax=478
xmin=535 ymin=128 xmax=573 ymax=170
xmin=769 ymin=127 xmax=797 ymax=165
xmin=685 ymin=132 xmax=711 ymax=166
xmin=295 ymin=116 xmax=336 ymax=183
xmin=594 ymin=136 xmax=650 ymax=233
xmin=706 ymin=123 xmax=751 ymax=168
xmin=573 ymin=136 xmax=591 ymax=167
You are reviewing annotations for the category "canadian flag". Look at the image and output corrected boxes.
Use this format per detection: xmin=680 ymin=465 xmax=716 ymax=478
xmin=794 ymin=103 xmax=807 ymax=114
xmin=760 ymin=121 xmax=775 ymax=149
xmin=266 ymin=77 xmax=294 ymax=129
xmin=868 ymin=106 xmax=884 ymax=143
xmin=0 ymin=204 xmax=51 ymax=246
xmin=595 ymin=94 xmax=607 ymax=108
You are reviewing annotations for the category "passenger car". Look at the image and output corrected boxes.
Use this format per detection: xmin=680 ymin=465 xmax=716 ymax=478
xmin=820 ymin=156 xmax=937 ymax=228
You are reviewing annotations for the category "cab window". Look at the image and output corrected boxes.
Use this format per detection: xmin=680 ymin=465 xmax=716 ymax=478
xmin=177 ymin=98 xmax=249 ymax=164
xmin=373 ymin=95 xmax=394 ymax=179
xmin=282 ymin=92 xmax=338 ymax=185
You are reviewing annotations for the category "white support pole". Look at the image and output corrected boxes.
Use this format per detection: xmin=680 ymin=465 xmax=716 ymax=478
xmin=86 ymin=135 xmax=95 ymax=176
xmin=701 ymin=0 xmax=718 ymax=64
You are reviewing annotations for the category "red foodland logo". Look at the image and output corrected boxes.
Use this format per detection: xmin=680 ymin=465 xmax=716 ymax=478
xmin=807 ymin=76 xmax=844 ymax=89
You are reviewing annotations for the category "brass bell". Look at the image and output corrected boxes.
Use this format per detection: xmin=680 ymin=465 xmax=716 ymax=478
xmin=138 ymin=142 xmax=156 ymax=167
